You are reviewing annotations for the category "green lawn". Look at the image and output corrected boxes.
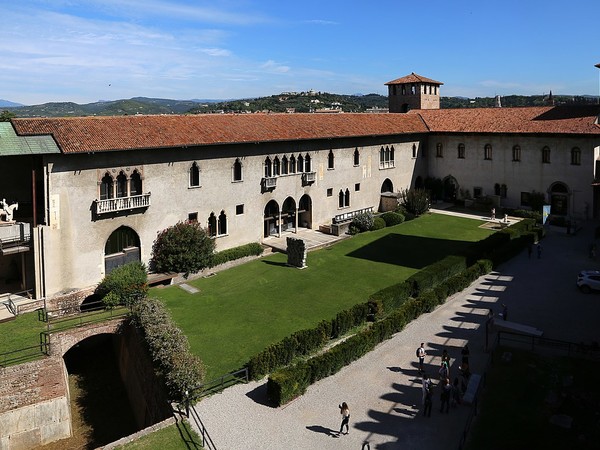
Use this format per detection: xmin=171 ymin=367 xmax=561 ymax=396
xmin=153 ymin=214 xmax=492 ymax=380
xmin=0 ymin=310 xmax=46 ymax=366
xmin=466 ymin=347 xmax=600 ymax=450
xmin=116 ymin=420 xmax=203 ymax=450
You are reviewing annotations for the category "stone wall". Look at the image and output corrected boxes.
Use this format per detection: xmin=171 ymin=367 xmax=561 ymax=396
xmin=0 ymin=358 xmax=71 ymax=449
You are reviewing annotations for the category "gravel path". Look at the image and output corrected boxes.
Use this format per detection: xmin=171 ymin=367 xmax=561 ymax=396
xmin=189 ymin=214 xmax=600 ymax=449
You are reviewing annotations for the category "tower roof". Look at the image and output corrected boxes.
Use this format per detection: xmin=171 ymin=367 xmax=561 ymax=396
xmin=385 ymin=73 xmax=444 ymax=86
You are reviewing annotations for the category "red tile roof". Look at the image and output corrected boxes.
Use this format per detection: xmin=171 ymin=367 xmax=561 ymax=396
xmin=12 ymin=113 xmax=429 ymax=154
xmin=413 ymin=105 xmax=600 ymax=135
xmin=385 ymin=73 xmax=444 ymax=86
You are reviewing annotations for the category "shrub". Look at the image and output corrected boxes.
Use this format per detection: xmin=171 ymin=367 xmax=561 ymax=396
xmin=131 ymin=297 xmax=205 ymax=402
xmin=350 ymin=212 xmax=374 ymax=233
xmin=95 ymin=261 xmax=148 ymax=308
xmin=151 ymin=221 xmax=216 ymax=278
xmin=372 ymin=217 xmax=386 ymax=230
xmin=381 ymin=211 xmax=405 ymax=226
xmin=209 ymin=242 xmax=264 ymax=268
xmin=398 ymin=188 xmax=430 ymax=216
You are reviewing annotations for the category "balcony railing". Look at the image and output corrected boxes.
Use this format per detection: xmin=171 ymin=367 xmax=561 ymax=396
xmin=379 ymin=160 xmax=395 ymax=169
xmin=263 ymin=177 xmax=277 ymax=189
xmin=302 ymin=171 xmax=316 ymax=186
xmin=94 ymin=193 xmax=151 ymax=215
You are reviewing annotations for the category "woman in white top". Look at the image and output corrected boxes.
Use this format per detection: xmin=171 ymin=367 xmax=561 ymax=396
xmin=338 ymin=402 xmax=350 ymax=435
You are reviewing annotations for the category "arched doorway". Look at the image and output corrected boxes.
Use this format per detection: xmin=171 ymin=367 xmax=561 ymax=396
xmin=549 ymin=182 xmax=569 ymax=216
xmin=282 ymin=197 xmax=297 ymax=232
xmin=104 ymin=226 xmax=140 ymax=274
xmin=443 ymin=176 xmax=458 ymax=202
xmin=264 ymin=200 xmax=280 ymax=237
xmin=298 ymin=195 xmax=312 ymax=228
xmin=381 ymin=178 xmax=394 ymax=194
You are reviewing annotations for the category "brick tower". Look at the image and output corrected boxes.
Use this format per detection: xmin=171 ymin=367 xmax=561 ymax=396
xmin=385 ymin=73 xmax=443 ymax=113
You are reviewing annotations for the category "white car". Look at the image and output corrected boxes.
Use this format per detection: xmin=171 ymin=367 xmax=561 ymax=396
xmin=577 ymin=270 xmax=600 ymax=293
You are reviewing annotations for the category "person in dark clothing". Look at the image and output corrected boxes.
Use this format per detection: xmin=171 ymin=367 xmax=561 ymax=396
xmin=423 ymin=386 xmax=433 ymax=417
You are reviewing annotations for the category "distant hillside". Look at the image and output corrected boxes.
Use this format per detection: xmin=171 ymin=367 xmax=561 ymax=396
xmin=2 ymin=93 xmax=598 ymax=118
xmin=0 ymin=99 xmax=24 ymax=107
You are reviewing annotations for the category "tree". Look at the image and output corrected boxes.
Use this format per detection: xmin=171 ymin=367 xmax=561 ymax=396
xmin=151 ymin=221 xmax=215 ymax=277
xmin=0 ymin=110 xmax=16 ymax=122
xmin=398 ymin=188 xmax=430 ymax=216
xmin=95 ymin=261 xmax=148 ymax=308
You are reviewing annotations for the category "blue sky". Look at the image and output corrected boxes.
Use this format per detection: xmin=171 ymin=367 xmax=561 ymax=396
xmin=1 ymin=0 xmax=599 ymax=105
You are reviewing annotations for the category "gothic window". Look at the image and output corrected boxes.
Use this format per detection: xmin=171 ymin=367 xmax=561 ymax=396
xmin=116 ymin=171 xmax=128 ymax=198
xmin=512 ymin=145 xmax=521 ymax=162
xmin=457 ymin=143 xmax=465 ymax=159
xmin=233 ymin=158 xmax=243 ymax=182
xmin=412 ymin=144 xmax=417 ymax=158
xmin=281 ymin=156 xmax=288 ymax=174
xmin=571 ymin=147 xmax=581 ymax=165
xmin=130 ymin=170 xmax=142 ymax=195
xmin=264 ymin=157 xmax=272 ymax=178
xmin=189 ymin=162 xmax=200 ymax=187
xmin=297 ymin=154 xmax=304 ymax=173
xmin=100 ymin=173 xmax=113 ymax=200
xmin=273 ymin=157 xmax=280 ymax=176
xmin=542 ymin=146 xmax=551 ymax=164
xmin=218 ymin=210 xmax=227 ymax=235
xmin=484 ymin=144 xmax=492 ymax=160
xmin=354 ymin=148 xmax=360 ymax=166
xmin=436 ymin=143 xmax=443 ymax=158
xmin=289 ymin=155 xmax=296 ymax=174
xmin=208 ymin=212 xmax=217 ymax=237
xmin=344 ymin=188 xmax=350 ymax=207
xmin=338 ymin=189 xmax=344 ymax=208
xmin=304 ymin=154 xmax=311 ymax=172
xmin=328 ymin=150 xmax=335 ymax=169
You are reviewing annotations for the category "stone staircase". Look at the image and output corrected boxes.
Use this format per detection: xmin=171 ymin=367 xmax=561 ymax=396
xmin=0 ymin=290 xmax=37 ymax=322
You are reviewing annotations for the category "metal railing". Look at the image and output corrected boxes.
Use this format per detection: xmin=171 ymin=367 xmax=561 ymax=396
xmin=0 ymin=289 xmax=34 ymax=316
xmin=187 ymin=404 xmax=218 ymax=450
xmin=188 ymin=367 xmax=249 ymax=400
xmin=45 ymin=300 xmax=129 ymax=332
xmin=94 ymin=193 xmax=151 ymax=215
xmin=0 ymin=333 xmax=50 ymax=367
xmin=497 ymin=331 xmax=600 ymax=361
xmin=333 ymin=206 xmax=374 ymax=224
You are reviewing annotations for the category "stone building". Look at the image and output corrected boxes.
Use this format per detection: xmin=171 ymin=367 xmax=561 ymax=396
xmin=1 ymin=73 xmax=599 ymax=304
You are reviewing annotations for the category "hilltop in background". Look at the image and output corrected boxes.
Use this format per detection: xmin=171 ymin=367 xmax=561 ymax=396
xmin=1 ymin=92 xmax=598 ymax=118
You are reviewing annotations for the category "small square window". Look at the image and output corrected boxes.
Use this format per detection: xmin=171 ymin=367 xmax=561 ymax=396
xmin=355 ymin=183 xmax=360 ymax=191
xmin=327 ymin=188 xmax=333 ymax=197
xmin=236 ymin=204 xmax=244 ymax=215
xmin=188 ymin=212 xmax=198 ymax=222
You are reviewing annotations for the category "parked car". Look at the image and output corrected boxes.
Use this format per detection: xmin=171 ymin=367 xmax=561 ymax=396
xmin=577 ymin=270 xmax=600 ymax=293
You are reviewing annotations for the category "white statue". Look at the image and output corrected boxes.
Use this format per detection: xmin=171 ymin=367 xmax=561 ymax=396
xmin=0 ymin=198 xmax=18 ymax=222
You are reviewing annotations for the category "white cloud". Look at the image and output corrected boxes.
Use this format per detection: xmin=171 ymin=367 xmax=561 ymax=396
xmin=260 ymin=60 xmax=291 ymax=74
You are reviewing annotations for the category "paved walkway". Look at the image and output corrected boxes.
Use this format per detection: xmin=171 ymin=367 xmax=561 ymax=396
xmin=191 ymin=211 xmax=600 ymax=449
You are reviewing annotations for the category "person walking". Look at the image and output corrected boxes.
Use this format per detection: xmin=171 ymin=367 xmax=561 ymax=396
xmin=338 ymin=402 xmax=350 ymax=435
xmin=416 ymin=342 xmax=426 ymax=373
xmin=440 ymin=378 xmax=451 ymax=413
xmin=438 ymin=361 xmax=449 ymax=381
xmin=441 ymin=348 xmax=450 ymax=366
xmin=423 ymin=385 xmax=433 ymax=417
xmin=421 ymin=373 xmax=431 ymax=405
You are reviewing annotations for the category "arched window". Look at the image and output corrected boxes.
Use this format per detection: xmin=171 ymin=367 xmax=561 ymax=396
xmin=344 ymin=188 xmax=350 ymax=207
xmin=385 ymin=146 xmax=391 ymax=164
xmin=264 ymin=157 xmax=272 ymax=178
xmin=484 ymin=144 xmax=492 ymax=160
xmin=512 ymin=145 xmax=521 ymax=162
xmin=379 ymin=147 xmax=385 ymax=165
xmin=457 ymin=143 xmax=465 ymax=159
xmin=500 ymin=184 xmax=508 ymax=199
xmin=189 ymin=162 xmax=200 ymax=187
xmin=304 ymin=154 xmax=311 ymax=172
xmin=542 ymin=146 xmax=551 ymax=164
xmin=297 ymin=154 xmax=304 ymax=173
xmin=116 ymin=171 xmax=128 ymax=198
xmin=412 ymin=144 xmax=417 ymax=159
xmin=571 ymin=147 xmax=581 ymax=165
xmin=436 ymin=143 xmax=443 ymax=158
xmin=281 ymin=156 xmax=288 ymax=175
xmin=208 ymin=212 xmax=217 ymax=237
xmin=354 ymin=148 xmax=360 ymax=165
xmin=273 ymin=157 xmax=280 ymax=176
xmin=218 ymin=210 xmax=227 ymax=235
xmin=105 ymin=226 xmax=140 ymax=255
xmin=130 ymin=170 xmax=142 ymax=195
xmin=338 ymin=190 xmax=345 ymax=208
xmin=233 ymin=158 xmax=243 ymax=181
xmin=328 ymin=150 xmax=335 ymax=169
xmin=289 ymin=155 xmax=296 ymax=174
xmin=100 ymin=172 xmax=113 ymax=200
xmin=390 ymin=146 xmax=394 ymax=165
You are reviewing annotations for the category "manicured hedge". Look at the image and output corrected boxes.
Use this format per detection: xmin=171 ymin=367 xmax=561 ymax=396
xmin=209 ymin=242 xmax=264 ymax=268
xmin=381 ymin=211 xmax=405 ymax=226
xmin=372 ymin=217 xmax=386 ymax=230
xmin=267 ymin=259 xmax=493 ymax=406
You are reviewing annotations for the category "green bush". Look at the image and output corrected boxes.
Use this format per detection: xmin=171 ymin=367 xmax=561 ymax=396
xmin=151 ymin=221 xmax=215 ymax=278
xmin=398 ymin=188 xmax=430 ymax=216
xmin=405 ymin=255 xmax=467 ymax=297
xmin=209 ymin=242 xmax=264 ymax=268
xmin=350 ymin=212 xmax=375 ymax=233
xmin=372 ymin=217 xmax=386 ymax=230
xmin=381 ymin=211 xmax=405 ymax=226
xmin=131 ymin=297 xmax=205 ymax=403
xmin=368 ymin=281 xmax=412 ymax=318
xmin=95 ymin=261 xmax=148 ymax=308
xmin=395 ymin=205 xmax=415 ymax=221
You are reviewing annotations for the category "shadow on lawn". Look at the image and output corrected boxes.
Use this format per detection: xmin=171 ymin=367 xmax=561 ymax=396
xmin=346 ymin=234 xmax=479 ymax=269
